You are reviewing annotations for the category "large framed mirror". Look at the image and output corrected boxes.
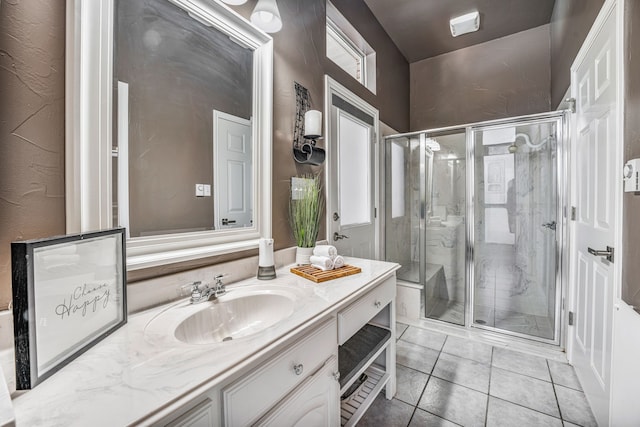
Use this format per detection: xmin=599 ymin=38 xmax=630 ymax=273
xmin=65 ymin=0 xmax=273 ymax=270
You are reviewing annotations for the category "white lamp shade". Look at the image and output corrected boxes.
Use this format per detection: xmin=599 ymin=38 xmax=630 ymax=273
xmin=251 ymin=0 xmax=282 ymax=33
xmin=304 ymin=110 xmax=322 ymax=138
xmin=220 ymin=0 xmax=248 ymax=5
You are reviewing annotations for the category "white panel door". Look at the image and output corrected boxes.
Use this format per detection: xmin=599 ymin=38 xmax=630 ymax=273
xmin=213 ymin=111 xmax=252 ymax=230
xmin=569 ymin=3 xmax=619 ymax=425
xmin=330 ymin=106 xmax=376 ymax=258
xmin=326 ymin=77 xmax=379 ymax=260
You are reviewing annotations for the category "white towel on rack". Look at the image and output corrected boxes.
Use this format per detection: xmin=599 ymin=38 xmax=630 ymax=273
xmin=313 ymin=245 xmax=338 ymax=258
xmin=309 ymin=255 xmax=334 ymax=270
xmin=332 ymin=255 xmax=345 ymax=269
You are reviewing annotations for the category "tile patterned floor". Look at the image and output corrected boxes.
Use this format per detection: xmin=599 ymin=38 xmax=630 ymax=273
xmin=358 ymin=323 xmax=596 ymax=427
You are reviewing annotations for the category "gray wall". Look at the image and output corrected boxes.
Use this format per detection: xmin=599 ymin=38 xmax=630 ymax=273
xmin=116 ymin=0 xmax=253 ymax=237
xmin=623 ymin=1 xmax=640 ymax=311
xmin=0 ymin=0 xmax=66 ymax=309
xmin=410 ymin=25 xmax=551 ymax=131
xmin=550 ymin=0 xmax=606 ymax=108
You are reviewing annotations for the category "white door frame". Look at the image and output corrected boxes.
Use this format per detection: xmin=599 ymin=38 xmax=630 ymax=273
xmin=567 ymin=0 xmax=624 ymax=424
xmin=324 ymin=75 xmax=380 ymax=258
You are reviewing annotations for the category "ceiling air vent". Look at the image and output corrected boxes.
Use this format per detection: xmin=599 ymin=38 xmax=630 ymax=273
xmin=450 ymin=11 xmax=480 ymax=37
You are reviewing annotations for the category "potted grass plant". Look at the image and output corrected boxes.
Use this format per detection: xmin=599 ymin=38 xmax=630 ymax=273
xmin=289 ymin=174 xmax=324 ymax=265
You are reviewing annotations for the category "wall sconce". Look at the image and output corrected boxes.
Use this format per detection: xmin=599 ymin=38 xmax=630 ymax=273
xmin=251 ymin=0 xmax=283 ymax=34
xmin=293 ymin=83 xmax=325 ymax=165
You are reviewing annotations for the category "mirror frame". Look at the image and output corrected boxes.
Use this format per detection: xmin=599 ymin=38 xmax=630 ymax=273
xmin=65 ymin=0 xmax=273 ymax=270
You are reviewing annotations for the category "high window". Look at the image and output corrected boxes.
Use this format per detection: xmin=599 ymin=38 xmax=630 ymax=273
xmin=326 ymin=1 xmax=376 ymax=93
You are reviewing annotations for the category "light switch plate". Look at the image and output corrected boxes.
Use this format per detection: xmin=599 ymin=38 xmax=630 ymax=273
xmin=291 ymin=177 xmax=313 ymax=200
xmin=204 ymin=184 xmax=211 ymax=197
xmin=195 ymin=184 xmax=205 ymax=197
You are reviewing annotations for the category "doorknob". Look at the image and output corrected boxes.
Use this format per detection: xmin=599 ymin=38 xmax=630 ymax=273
xmin=333 ymin=232 xmax=349 ymax=241
xmin=587 ymin=246 xmax=614 ymax=263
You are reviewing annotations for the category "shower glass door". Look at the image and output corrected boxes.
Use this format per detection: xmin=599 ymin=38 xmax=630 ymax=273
xmin=470 ymin=114 xmax=564 ymax=342
xmin=384 ymin=130 xmax=467 ymax=326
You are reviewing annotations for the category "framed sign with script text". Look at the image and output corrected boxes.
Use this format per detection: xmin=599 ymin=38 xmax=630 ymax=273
xmin=11 ymin=228 xmax=126 ymax=389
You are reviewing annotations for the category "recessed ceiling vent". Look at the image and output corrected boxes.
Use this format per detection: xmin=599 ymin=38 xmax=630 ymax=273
xmin=450 ymin=11 xmax=480 ymax=37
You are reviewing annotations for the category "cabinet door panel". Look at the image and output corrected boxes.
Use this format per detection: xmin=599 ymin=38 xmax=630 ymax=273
xmin=256 ymin=356 xmax=339 ymax=427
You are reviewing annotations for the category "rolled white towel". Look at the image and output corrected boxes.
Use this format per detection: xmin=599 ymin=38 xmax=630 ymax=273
xmin=312 ymin=264 xmax=333 ymax=271
xmin=313 ymin=245 xmax=337 ymax=259
xmin=332 ymin=255 xmax=345 ymax=269
xmin=309 ymin=255 xmax=334 ymax=270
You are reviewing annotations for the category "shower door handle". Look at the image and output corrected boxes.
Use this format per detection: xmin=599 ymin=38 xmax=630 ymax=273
xmin=542 ymin=221 xmax=556 ymax=231
xmin=588 ymin=246 xmax=614 ymax=263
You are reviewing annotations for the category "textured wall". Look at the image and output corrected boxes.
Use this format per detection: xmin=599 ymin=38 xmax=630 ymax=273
xmin=623 ymin=0 xmax=640 ymax=311
xmin=410 ymin=25 xmax=551 ymax=131
xmin=550 ymin=0 xmax=605 ymax=108
xmin=0 ymin=1 xmax=66 ymax=309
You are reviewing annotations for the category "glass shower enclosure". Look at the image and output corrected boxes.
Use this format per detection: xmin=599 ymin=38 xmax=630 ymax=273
xmin=385 ymin=111 xmax=566 ymax=344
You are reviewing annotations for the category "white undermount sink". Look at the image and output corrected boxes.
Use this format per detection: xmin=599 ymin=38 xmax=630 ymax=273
xmin=145 ymin=286 xmax=300 ymax=345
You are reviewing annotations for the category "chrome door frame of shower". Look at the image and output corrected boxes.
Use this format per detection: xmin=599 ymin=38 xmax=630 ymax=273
xmin=384 ymin=109 xmax=570 ymax=348
xmin=466 ymin=110 xmax=569 ymax=347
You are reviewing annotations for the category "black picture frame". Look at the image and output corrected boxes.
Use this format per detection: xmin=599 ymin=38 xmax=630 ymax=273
xmin=11 ymin=228 xmax=127 ymax=389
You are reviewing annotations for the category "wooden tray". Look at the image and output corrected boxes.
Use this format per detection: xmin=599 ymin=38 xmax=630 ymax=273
xmin=290 ymin=264 xmax=362 ymax=283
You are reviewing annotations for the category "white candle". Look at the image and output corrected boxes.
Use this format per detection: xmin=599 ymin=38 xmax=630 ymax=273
xmin=304 ymin=110 xmax=322 ymax=138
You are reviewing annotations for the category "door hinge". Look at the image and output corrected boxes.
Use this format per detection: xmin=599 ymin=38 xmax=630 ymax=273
xmin=570 ymin=206 xmax=577 ymax=221
xmin=374 ymin=207 xmax=377 ymax=218
xmin=568 ymin=311 xmax=575 ymax=326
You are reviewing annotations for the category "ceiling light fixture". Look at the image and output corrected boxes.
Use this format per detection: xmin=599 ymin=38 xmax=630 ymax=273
xmin=219 ymin=0 xmax=248 ymax=5
xmin=251 ymin=0 xmax=283 ymax=33
xmin=450 ymin=11 xmax=480 ymax=37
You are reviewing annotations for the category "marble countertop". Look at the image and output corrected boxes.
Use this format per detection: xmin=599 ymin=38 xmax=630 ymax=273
xmin=10 ymin=258 xmax=399 ymax=426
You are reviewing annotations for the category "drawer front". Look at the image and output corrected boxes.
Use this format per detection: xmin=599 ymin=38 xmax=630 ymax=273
xmin=223 ymin=317 xmax=337 ymax=426
xmin=338 ymin=276 xmax=395 ymax=345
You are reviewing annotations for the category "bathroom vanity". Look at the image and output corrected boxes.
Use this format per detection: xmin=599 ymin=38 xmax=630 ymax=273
xmin=10 ymin=258 xmax=398 ymax=426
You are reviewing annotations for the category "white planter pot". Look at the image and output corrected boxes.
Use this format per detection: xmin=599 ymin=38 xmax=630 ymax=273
xmin=295 ymin=246 xmax=314 ymax=265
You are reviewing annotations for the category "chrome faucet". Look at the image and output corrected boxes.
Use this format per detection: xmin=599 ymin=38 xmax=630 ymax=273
xmin=184 ymin=274 xmax=227 ymax=304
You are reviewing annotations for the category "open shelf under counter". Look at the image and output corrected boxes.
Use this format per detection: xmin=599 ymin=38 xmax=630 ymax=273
xmin=338 ymin=323 xmax=392 ymax=426
xmin=339 ymin=364 xmax=389 ymax=427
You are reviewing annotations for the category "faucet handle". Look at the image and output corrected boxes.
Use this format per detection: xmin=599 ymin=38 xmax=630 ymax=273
xmin=213 ymin=274 xmax=227 ymax=296
xmin=179 ymin=281 xmax=202 ymax=297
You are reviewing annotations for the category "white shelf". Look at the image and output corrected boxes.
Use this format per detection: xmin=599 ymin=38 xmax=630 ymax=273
xmin=340 ymin=364 xmax=389 ymax=427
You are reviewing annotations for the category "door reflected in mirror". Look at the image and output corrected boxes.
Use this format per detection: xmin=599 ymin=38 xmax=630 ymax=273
xmin=113 ymin=0 xmax=254 ymax=238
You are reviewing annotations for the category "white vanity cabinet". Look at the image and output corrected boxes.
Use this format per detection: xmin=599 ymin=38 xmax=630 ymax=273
xmin=10 ymin=260 xmax=399 ymax=427
xmin=220 ymin=274 xmax=396 ymax=427
xmin=222 ymin=317 xmax=339 ymax=426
